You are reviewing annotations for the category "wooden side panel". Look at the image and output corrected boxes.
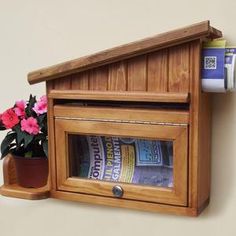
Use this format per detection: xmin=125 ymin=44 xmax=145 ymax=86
xmin=47 ymin=98 xmax=57 ymax=191
xmin=71 ymin=71 xmax=89 ymax=90
xmin=189 ymin=40 xmax=200 ymax=209
xmin=127 ymin=55 xmax=147 ymax=91
xmin=108 ymin=61 xmax=127 ymax=91
xmin=168 ymin=44 xmax=190 ymax=92
xmin=46 ymin=81 xmax=55 ymax=94
xmin=198 ymin=93 xmax=211 ymax=208
xmin=147 ymin=49 xmax=168 ymax=92
xmin=89 ymin=66 xmax=108 ymax=90
xmin=189 ymin=39 xmax=210 ymax=212
xmin=46 ymin=80 xmax=56 ymax=191
xmin=54 ymin=76 xmax=71 ymax=90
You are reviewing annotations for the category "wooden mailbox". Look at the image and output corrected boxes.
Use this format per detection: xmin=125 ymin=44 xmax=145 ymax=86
xmin=0 ymin=21 xmax=222 ymax=216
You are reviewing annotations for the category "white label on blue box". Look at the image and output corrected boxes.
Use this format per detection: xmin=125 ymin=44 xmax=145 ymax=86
xmin=225 ymin=47 xmax=236 ymax=91
xmin=201 ymin=40 xmax=226 ymax=92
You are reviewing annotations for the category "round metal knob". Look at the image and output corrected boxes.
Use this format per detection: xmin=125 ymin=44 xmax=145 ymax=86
xmin=112 ymin=185 xmax=124 ymax=198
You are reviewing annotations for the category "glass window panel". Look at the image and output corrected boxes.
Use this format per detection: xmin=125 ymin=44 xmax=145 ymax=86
xmin=68 ymin=134 xmax=173 ymax=188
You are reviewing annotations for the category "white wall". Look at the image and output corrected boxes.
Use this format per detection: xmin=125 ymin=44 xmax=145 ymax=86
xmin=0 ymin=0 xmax=236 ymax=235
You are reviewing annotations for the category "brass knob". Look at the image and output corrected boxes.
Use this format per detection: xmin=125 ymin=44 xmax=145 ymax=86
xmin=112 ymin=185 xmax=124 ymax=198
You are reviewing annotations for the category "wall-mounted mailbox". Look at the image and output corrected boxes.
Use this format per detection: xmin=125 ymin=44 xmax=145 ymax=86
xmin=0 ymin=21 xmax=223 ymax=216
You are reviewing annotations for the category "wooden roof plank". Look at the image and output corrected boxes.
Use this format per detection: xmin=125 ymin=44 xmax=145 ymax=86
xmin=28 ymin=21 xmax=222 ymax=85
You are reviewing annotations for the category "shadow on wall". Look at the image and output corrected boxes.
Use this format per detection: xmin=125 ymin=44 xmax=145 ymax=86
xmin=202 ymin=92 xmax=236 ymax=217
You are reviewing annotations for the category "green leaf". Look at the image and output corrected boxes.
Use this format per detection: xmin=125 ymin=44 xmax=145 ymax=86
xmin=37 ymin=114 xmax=46 ymax=124
xmin=1 ymin=143 xmax=17 ymax=159
xmin=1 ymin=146 xmax=10 ymax=159
xmin=0 ymin=125 xmax=6 ymax=131
xmin=24 ymin=134 xmax=34 ymax=148
xmin=13 ymin=125 xmax=34 ymax=149
xmin=14 ymin=125 xmax=24 ymax=145
xmin=26 ymin=94 xmax=37 ymax=117
xmin=25 ymin=151 xmax=33 ymax=158
xmin=0 ymin=133 xmax=16 ymax=159
xmin=43 ymin=140 xmax=48 ymax=157
xmin=34 ymin=133 xmax=46 ymax=141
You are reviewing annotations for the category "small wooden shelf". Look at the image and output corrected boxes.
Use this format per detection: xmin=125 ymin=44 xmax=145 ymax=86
xmin=0 ymin=184 xmax=49 ymax=200
xmin=0 ymin=155 xmax=49 ymax=200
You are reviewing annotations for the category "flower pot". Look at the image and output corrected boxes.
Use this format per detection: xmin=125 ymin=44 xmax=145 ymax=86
xmin=13 ymin=155 xmax=48 ymax=188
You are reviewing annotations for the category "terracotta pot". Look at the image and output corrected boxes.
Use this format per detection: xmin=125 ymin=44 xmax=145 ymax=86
xmin=14 ymin=155 xmax=48 ymax=188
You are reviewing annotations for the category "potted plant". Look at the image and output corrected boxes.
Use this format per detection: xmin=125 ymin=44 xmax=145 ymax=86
xmin=0 ymin=95 xmax=48 ymax=188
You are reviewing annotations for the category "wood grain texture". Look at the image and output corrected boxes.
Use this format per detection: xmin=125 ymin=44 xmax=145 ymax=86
xmin=71 ymin=71 xmax=89 ymax=90
xmin=46 ymin=80 xmax=55 ymax=94
xmin=56 ymin=119 xmax=187 ymax=144
xmin=48 ymin=90 xmax=189 ymax=103
xmin=89 ymin=66 xmax=108 ymax=90
xmin=0 ymin=184 xmax=49 ymax=200
xmin=198 ymin=93 xmax=211 ymax=207
xmin=108 ymin=61 xmax=127 ymax=91
xmin=2 ymin=155 xmax=17 ymax=185
xmin=168 ymin=43 xmax=190 ymax=92
xmin=28 ymin=21 xmax=222 ymax=85
xmin=47 ymin=98 xmax=57 ymax=191
xmin=53 ymin=76 xmax=71 ymax=90
xmin=54 ymin=105 xmax=190 ymax=124
xmin=50 ymin=190 xmax=207 ymax=216
xmin=68 ymin=135 xmax=80 ymax=176
xmin=172 ymin=128 xmax=188 ymax=204
xmin=147 ymin=49 xmax=168 ymax=92
xmin=127 ymin=55 xmax=146 ymax=91
xmin=188 ymin=39 xmax=202 ymax=209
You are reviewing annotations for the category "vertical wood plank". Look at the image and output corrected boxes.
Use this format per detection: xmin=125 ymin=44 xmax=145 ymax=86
xmin=68 ymin=135 xmax=77 ymax=176
xmin=147 ymin=49 xmax=168 ymax=92
xmin=188 ymin=40 xmax=201 ymax=209
xmin=46 ymin=80 xmax=55 ymax=193
xmin=108 ymin=61 xmax=127 ymax=91
xmin=54 ymin=76 xmax=71 ymax=90
xmin=71 ymin=72 xmax=89 ymax=90
xmin=89 ymin=66 xmax=108 ymax=90
xmin=46 ymin=81 xmax=54 ymax=95
xmin=127 ymin=55 xmax=147 ymax=91
xmin=47 ymin=98 xmax=57 ymax=191
xmin=168 ymin=44 xmax=190 ymax=92
xmin=2 ymin=155 xmax=17 ymax=185
xmin=198 ymin=93 xmax=211 ymax=209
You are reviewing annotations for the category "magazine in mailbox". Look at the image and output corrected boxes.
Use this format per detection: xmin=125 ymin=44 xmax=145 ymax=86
xmin=74 ymin=135 xmax=173 ymax=187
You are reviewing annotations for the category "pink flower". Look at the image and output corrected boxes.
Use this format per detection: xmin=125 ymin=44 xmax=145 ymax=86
xmin=1 ymin=109 xmax=20 ymax=129
xmin=14 ymin=100 xmax=26 ymax=118
xmin=33 ymin=95 xmax=47 ymax=115
xmin=39 ymin=95 xmax=47 ymax=103
xmin=0 ymin=113 xmax=3 ymax=126
xmin=21 ymin=117 xmax=40 ymax=135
